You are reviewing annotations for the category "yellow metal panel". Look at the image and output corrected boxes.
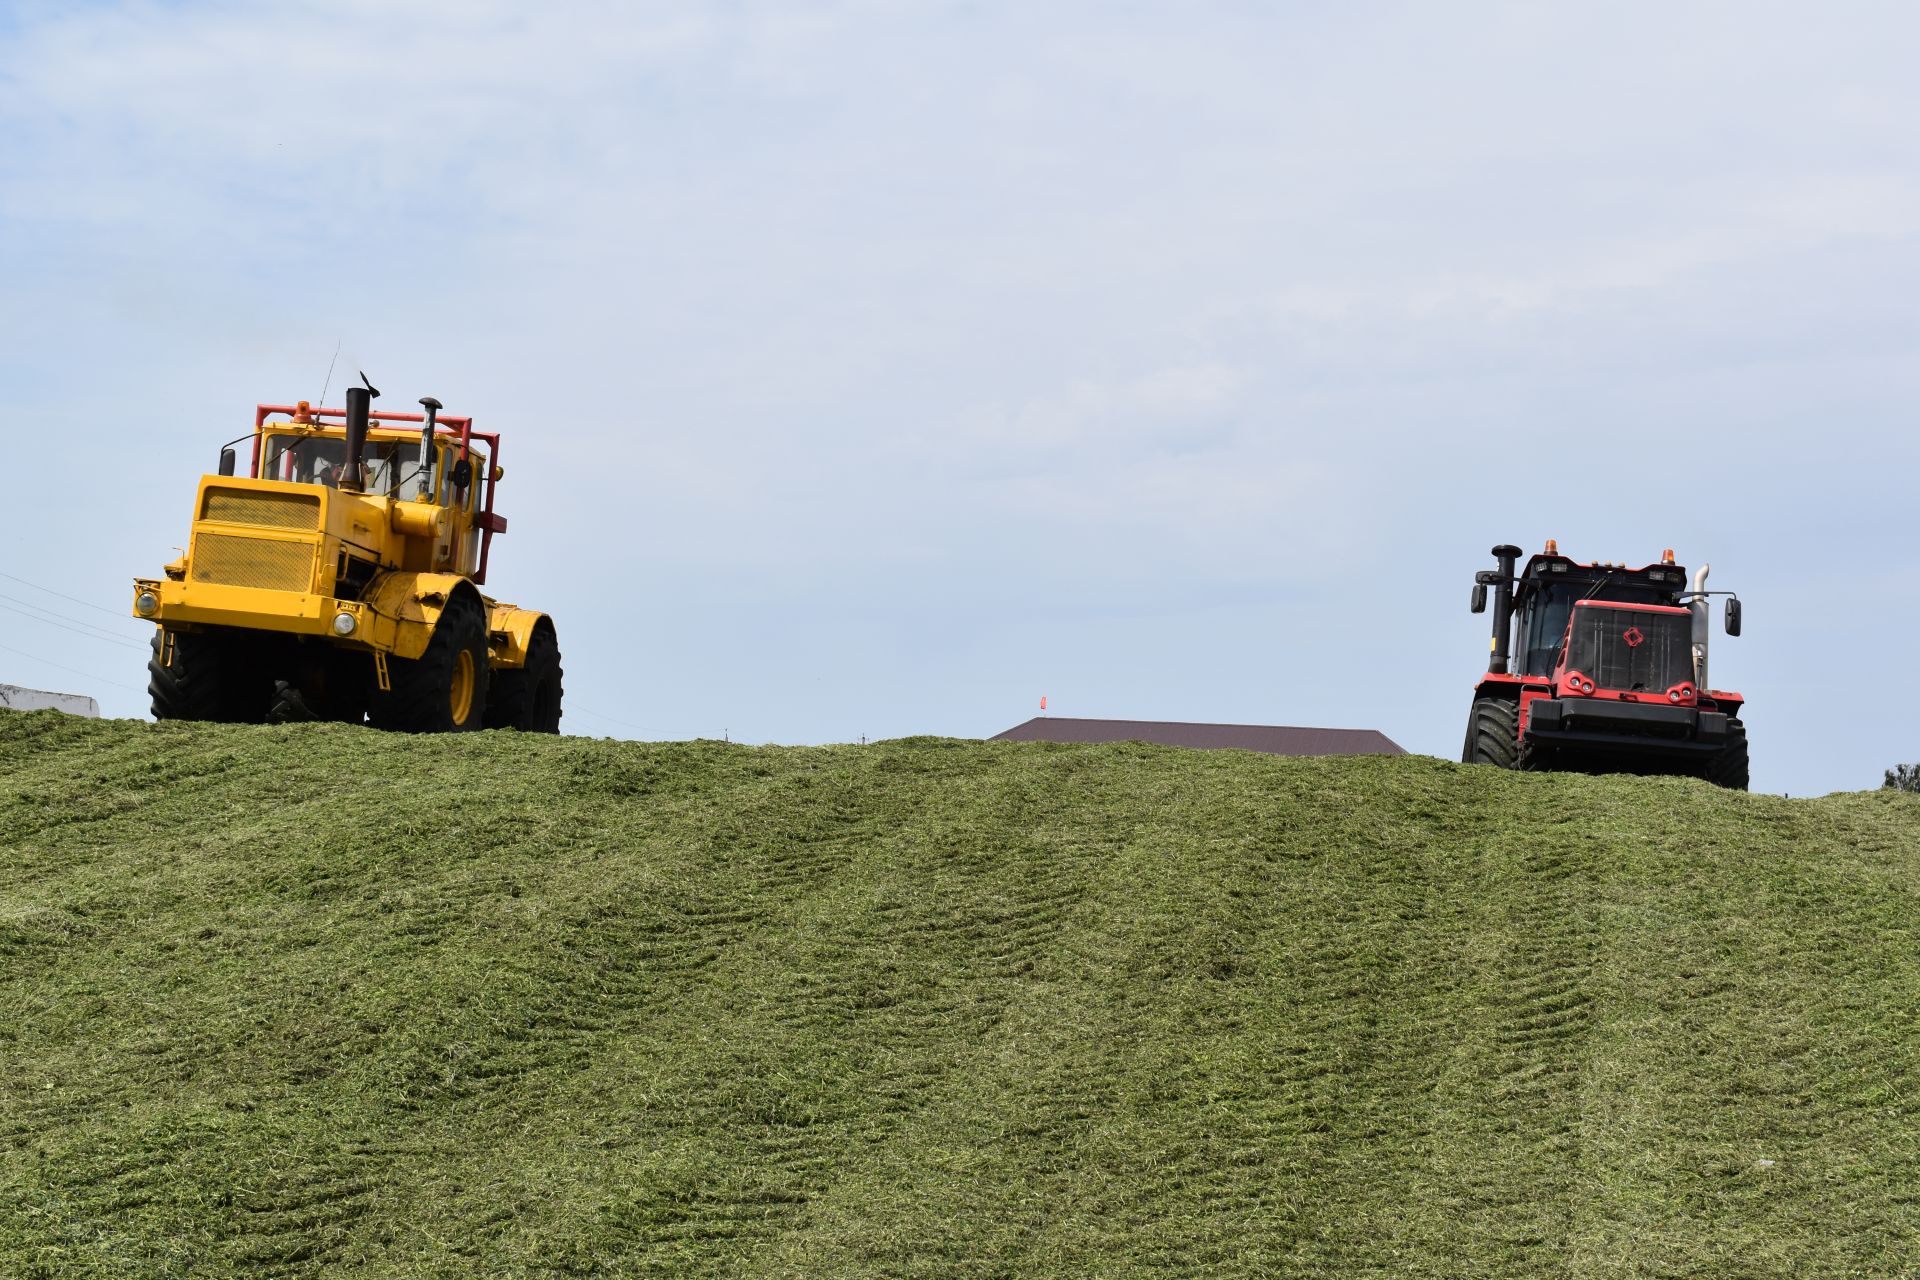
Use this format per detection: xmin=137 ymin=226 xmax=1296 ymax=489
xmin=389 ymin=501 xmax=444 ymax=540
xmin=202 ymin=488 xmax=320 ymax=530
xmin=363 ymin=570 xmax=470 ymax=661
xmin=486 ymin=602 xmax=547 ymax=669
xmin=190 ymin=533 xmax=316 ymax=592
xmin=151 ymin=578 xmax=330 ymax=637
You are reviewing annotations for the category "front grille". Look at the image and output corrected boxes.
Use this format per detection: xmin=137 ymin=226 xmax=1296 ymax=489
xmin=202 ymin=489 xmax=320 ymax=530
xmin=190 ymin=533 xmax=315 ymax=592
xmin=1566 ymin=606 xmax=1691 ymax=693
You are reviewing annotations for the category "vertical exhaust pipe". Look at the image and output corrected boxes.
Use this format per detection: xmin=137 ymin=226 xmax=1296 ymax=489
xmin=340 ymin=387 xmax=369 ymax=491
xmin=1488 ymin=544 xmax=1521 ymax=674
xmin=1689 ymin=564 xmax=1710 ymax=691
xmin=340 ymin=373 xmax=379 ymax=492
xmin=417 ymin=396 xmax=441 ymax=500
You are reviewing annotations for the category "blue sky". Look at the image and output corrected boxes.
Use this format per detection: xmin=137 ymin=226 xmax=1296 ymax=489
xmin=2 ymin=1 xmax=1915 ymax=794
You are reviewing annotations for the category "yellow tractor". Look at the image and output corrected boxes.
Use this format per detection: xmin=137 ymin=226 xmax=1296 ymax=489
xmin=132 ymin=379 xmax=562 ymax=732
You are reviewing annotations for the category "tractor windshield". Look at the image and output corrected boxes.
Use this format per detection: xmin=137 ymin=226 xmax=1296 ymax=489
xmin=364 ymin=438 xmax=429 ymax=496
xmin=259 ymin=432 xmax=437 ymax=498
xmin=261 ymin=433 xmax=347 ymax=487
xmin=1517 ymin=577 xmax=1672 ymax=676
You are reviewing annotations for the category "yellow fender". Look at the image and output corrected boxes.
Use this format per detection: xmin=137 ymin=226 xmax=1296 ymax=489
xmin=485 ymin=601 xmax=551 ymax=671
xmin=358 ymin=573 xmax=548 ymax=670
xmin=361 ymin=571 xmax=478 ymax=661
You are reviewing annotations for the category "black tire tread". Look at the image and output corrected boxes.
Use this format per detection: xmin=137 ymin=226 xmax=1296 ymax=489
xmin=267 ymin=679 xmax=318 ymax=724
xmin=1463 ymin=696 xmax=1519 ymax=769
xmin=1517 ymin=732 xmax=1555 ymax=772
xmin=367 ymin=590 xmax=490 ymax=733
xmin=484 ymin=622 xmax=564 ymax=733
xmin=1705 ymin=717 xmax=1750 ymax=791
xmin=148 ymin=629 xmax=265 ymax=723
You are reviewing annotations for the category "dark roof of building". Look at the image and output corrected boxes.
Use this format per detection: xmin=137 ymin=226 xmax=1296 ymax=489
xmin=991 ymin=717 xmax=1405 ymax=757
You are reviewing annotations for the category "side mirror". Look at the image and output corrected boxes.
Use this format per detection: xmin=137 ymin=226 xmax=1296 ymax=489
xmin=217 ymin=447 xmax=236 ymax=477
xmin=450 ymin=458 xmax=473 ymax=488
xmin=1724 ymin=597 xmax=1742 ymax=637
xmin=1470 ymin=583 xmax=1488 ymax=614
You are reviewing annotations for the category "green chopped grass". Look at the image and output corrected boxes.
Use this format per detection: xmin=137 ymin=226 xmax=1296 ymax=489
xmin=3 ymin=710 xmax=1918 ymax=1277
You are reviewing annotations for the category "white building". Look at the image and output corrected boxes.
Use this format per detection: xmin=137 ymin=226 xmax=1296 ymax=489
xmin=0 ymin=682 xmax=101 ymax=718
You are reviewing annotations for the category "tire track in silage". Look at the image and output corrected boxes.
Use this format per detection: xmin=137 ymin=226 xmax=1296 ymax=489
xmin=1119 ymin=809 xmax=1447 ymax=1277
xmin=1429 ymin=829 xmax=1604 ymax=1268
xmin=603 ymin=768 xmax=1102 ymax=1271
xmin=370 ymin=763 xmax=899 ymax=1115
xmin=8 ymin=1122 xmax=380 ymax=1278
xmin=531 ymin=759 xmax=1023 ymax=1266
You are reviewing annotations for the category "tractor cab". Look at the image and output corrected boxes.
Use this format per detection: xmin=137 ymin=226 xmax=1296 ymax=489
xmin=1504 ymin=549 xmax=1691 ymax=678
xmin=1462 ymin=540 xmax=1749 ymax=787
xmin=225 ymin=397 xmax=506 ymax=581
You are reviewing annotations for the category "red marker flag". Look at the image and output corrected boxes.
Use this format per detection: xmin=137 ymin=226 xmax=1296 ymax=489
xmin=1040 ymin=695 xmax=1048 ymax=712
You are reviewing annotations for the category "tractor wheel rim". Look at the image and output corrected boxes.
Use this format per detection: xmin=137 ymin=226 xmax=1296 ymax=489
xmin=450 ymin=650 xmax=475 ymax=724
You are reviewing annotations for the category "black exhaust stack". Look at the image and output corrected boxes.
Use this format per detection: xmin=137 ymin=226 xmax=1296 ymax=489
xmin=340 ymin=373 xmax=379 ymax=492
xmin=1487 ymin=543 xmax=1521 ymax=674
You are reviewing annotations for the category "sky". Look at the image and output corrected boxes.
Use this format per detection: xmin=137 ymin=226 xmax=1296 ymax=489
xmin=1 ymin=0 xmax=1915 ymax=795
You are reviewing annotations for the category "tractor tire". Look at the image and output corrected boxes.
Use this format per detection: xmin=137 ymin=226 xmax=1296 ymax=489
xmin=269 ymin=647 xmax=367 ymax=725
xmin=267 ymin=679 xmax=318 ymax=724
xmin=1518 ymin=733 xmax=1556 ymax=773
xmin=1462 ymin=696 xmax=1519 ymax=769
xmin=484 ymin=623 xmax=564 ymax=733
xmin=148 ymin=628 xmax=269 ymax=723
xmin=1705 ymin=717 xmax=1749 ymax=791
xmin=367 ymin=590 xmax=490 ymax=733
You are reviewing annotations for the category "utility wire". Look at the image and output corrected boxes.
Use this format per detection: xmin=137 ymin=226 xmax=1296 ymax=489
xmin=0 ymin=591 xmax=147 ymax=644
xmin=0 ymin=594 xmax=147 ymax=640
xmin=0 ymin=599 xmax=147 ymax=651
xmin=0 ymin=570 xmax=140 ymax=621
xmin=568 ymin=707 xmax=653 ymax=737
xmin=0 ymin=640 xmax=145 ymax=694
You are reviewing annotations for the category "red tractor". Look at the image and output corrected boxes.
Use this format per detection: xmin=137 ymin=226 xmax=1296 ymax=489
xmin=1462 ymin=541 xmax=1748 ymax=789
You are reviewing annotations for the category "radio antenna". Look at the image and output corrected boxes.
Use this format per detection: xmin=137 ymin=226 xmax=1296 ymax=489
xmin=315 ymin=339 xmax=342 ymax=411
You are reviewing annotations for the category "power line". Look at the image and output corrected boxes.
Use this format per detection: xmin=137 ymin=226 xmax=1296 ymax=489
xmin=0 ymin=570 xmax=138 ymax=621
xmin=0 ymin=588 xmax=144 ymax=634
xmin=0 ymin=640 xmax=146 ymax=694
xmin=0 ymin=595 xmax=148 ymax=650
xmin=0 ymin=606 xmax=147 ymax=653
xmin=569 ymin=707 xmax=652 ymax=737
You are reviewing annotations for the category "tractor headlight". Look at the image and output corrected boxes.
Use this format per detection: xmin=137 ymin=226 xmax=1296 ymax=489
xmin=332 ymin=611 xmax=358 ymax=636
xmin=134 ymin=590 xmax=159 ymax=616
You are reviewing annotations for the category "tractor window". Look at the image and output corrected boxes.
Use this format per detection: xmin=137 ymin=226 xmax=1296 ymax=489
xmin=1519 ymin=583 xmax=1578 ymax=677
xmin=261 ymin=433 xmax=347 ymax=486
xmin=260 ymin=432 xmax=438 ymax=497
xmin=364 ymin=439 xmax=427 ymax=498
xmin=1518 ymin=575 xmax=1680 ymax=676
xmin=449 ymin=447 xmax=486 ymax=513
